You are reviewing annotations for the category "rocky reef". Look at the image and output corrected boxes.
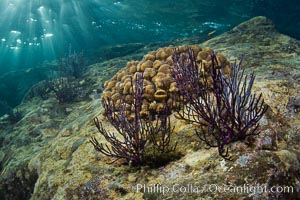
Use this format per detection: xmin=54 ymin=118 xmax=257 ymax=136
xmin=0 ymin=16 xmax=300 ymax=199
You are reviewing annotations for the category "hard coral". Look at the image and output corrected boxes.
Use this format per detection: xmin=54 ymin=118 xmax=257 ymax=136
xmin=102 ymin=45 xmax=230 ymax=119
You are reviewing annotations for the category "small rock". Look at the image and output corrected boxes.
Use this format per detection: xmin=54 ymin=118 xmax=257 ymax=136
xmin=184 ymin=150 xmax=212 ymax=167
xmin=128 ymin=174 xmax=137 ymax=183
xmin=236 ymin=155 xmax=250 ymax=167
xmin=65 ymin=107 xmax=73 ymax=113
xmin=287 ymin=96 xmax=300 ymax=113
xmin=61 ymin=129 xmax=71 ymax=137
xmin=276 ymin=150 xmax=300 ymax=170
xmin=79 ymin=79 xmax=86 ymax=85
xmin=255 ymin=129 xmax=277 ymax=150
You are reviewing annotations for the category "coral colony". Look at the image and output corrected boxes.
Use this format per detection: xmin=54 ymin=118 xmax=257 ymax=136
xmin=100 ymin=45 xmax=230 ymax=120
xmin=91 ymin=46 xmax=268 ymax=165
xmin=172 ymin=48 xmax=268 ymax=160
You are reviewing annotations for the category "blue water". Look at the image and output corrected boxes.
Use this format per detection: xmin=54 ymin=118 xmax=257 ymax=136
xmin=0 ymin=0 xmax=299 ymax=75
xmin=0 ymin=0 xmax=299 ymax=110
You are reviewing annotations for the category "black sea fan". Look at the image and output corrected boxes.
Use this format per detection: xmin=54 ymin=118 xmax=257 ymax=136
xmin=172 ymin=48 xmax=268 ymax=160
xmin=90 ymin=73 xmax=176 ymax=166
xmin=90 ymin=73 xmax=148 ymax=166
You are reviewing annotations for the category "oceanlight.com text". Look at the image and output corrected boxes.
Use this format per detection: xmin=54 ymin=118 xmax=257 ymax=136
xmin=133 ymin=183 xmax=294 ymax=196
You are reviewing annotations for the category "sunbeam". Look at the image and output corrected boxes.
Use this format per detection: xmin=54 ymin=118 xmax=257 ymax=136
xmin=1 ymin=0 xmax=297 ymax=75
xmin=0 ymin=0 xmax=102 ymax=73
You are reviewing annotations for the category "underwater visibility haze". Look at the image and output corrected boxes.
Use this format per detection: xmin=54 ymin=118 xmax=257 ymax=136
xmin=1 ymin=0 xmax=300 ymax=107
xmin=0 ymin=0 xmax=300 ymax=200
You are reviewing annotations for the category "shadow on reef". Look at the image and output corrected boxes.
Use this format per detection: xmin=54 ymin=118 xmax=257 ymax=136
xmin=0 ymin=162 xmax=38 ymax=200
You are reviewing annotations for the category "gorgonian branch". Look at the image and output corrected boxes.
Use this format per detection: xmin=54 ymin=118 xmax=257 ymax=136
xmin=172 ymin=48 xmax=268 ymax=160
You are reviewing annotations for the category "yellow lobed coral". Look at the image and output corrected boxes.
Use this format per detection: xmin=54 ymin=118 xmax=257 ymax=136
xmin=102 ymin=45 xmax=230 ymax=119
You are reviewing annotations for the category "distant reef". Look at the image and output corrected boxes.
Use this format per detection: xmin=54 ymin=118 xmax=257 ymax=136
xmin=0 ymin=31 xmax=208 ymax=110
xmin=0 ymin=16 xmax=300 ymax=200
